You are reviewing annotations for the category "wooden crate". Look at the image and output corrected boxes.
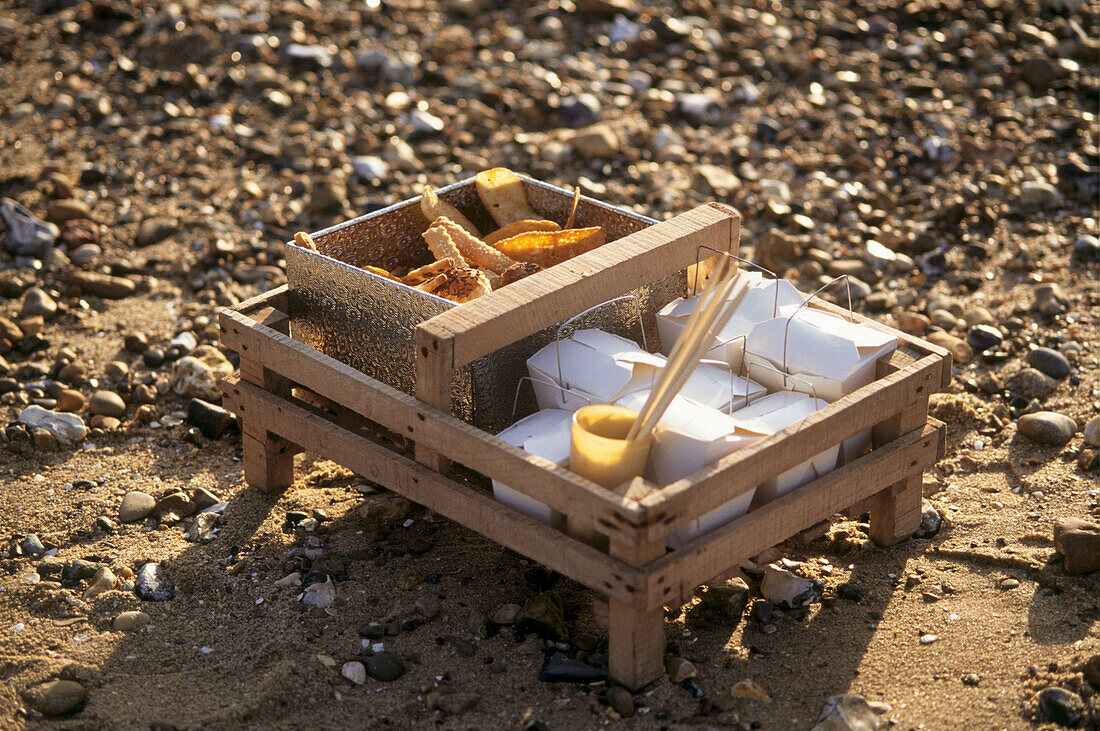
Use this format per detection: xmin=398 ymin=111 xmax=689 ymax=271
xmin=219 ymin=205 xmax=949 ymax=690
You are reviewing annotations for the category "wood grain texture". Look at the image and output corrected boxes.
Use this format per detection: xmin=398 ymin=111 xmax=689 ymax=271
xmin=608 ymin=534 xmax=667 ymax=689
xmin=222 ymin=374 xmax=646 ymax=605
xmin=869 ymin=397 xmax=931 ymax=546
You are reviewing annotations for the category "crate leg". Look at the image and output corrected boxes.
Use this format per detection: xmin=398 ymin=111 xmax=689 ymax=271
xmin=239 ymin=356 xmax=297 ymax=493
xmin=607 ymin=537 xmax=665 ymax=691
xmin=869 ymin=398 xmax=928 ymax=546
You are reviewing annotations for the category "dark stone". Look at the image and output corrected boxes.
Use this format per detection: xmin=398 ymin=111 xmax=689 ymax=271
xmin=694 ymin=577 xmax=750 ymax=624
xmin=607 ymin=687 xmax=635 ymax=718
xmin=1073 ymin=234 xmax=1100 ymax=264
xmin=752 ymin=599 xmax=776 ymax=624
xmin=36 ymin=561 xmax=63 ymax=579
xmin=1037 ymin=687 xmax=1084 ymax=727
xmin=966 ymin=325 xmax=1002 ymax=352
xmin=539 ymin=651 xmax=605 ymax=684
xmin=559 ymin=94 xmax=601 ymax=128
xmin=1026 ymin=347 xmax=1071 ymax=380
xmin=186 ymin=399 xmax=235 ymax=439
xmin=1083 ymin=654 xmax=1100 ymax=688
xmin=756 ymin=118 xmax=781 ymax=143
xmin=135 ymin=562 xmax=176 ymax=601
xmin=913 ymin=500 xmax=942 ymax=539
xmin=1005 ymin=368 xmax=1058 ymax=400
xmin=515 ymin=594 xmax=568 ymax=641
xmin=836 ymin=583 xmax=868 ymax=602
xmin=62 ymin=559 xmax=102 ymax=586
xmin=20 ymin=534 xmax=45 ymax=557
xmin=143 ymin=348 xmax=165 ymax=368
xmin=365 ymin=652 xmax=405 ymax=682
xmin=359 ymin=622 xmax=385 ymax=639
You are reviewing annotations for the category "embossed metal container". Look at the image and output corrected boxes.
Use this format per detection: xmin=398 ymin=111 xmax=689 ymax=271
xmin=286 ymin=175 xmax=683 ymax=433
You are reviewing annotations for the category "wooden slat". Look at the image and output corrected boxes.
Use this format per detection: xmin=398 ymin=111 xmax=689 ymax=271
xmin=635 ymin=352 xmax=945 ymax=541
xmin=217 ymin=316 xmax=649 ymax=545
xmin=222 ymin=374 xmax=645 ymax=605
xmin=417 ymin=203 xmax=739 ymax=370
xmin=641 ymin=420 xmax=944 ymax=609
xmin=869 ymin=397 xmax=931 ymax=546
xmin=608 ymin=534 xmax=667 ymax=690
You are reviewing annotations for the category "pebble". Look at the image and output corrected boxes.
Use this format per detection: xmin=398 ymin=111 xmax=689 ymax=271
xmin=435 ymin=691 xmax=480 ymax=716
xmin=82 ymin=566 xmax=116 ymax=600
xmin=365 ymin=652 xmax=405 ymax=682
xmin=351 ymin=156 xmax=389 ymax=183
xmin=515 ymin=594 xmax=569 ymax=641
xmin=113 ymin=610 xmax=151 ymax=631
xmin=836 ymin=583 xmax=868 ymax=602
xmin=1052 ymin=518 xmax=1100 ymax=574
xmin=1016 ymin=412 xmax=1077 ymax=446
xmin=18 ymin=405 xmax=87 ymax=445
xmin=46 ymin=198 xmax=91 ymax=223
xmin=760 ymin=564 xmax=823 ymax=608
xmin=342 ymin=661 xmax=366 ymax=685
xmin=1025 ymin=347 xmax=1071 ymax=380
xmin=491 ymin=603 xmax=520 ymax=625
xmin=185 ymin=512 xmax=220 ymax=543
xmin=920 ymin=633 xmax=938 ymax=645
xmin=69 ymin=271 xmax=136 ymax=299
xmin=414 ymin=596 xmax=440 ymax=619
xmin=568 ymin=125 xmax=619 ymax=159
xmin=135 ymin=217 xmax=177 ymax=247
xmin=666 ymin=657 xmax=697 ymax=683
xmin=1 ymin=197 xmax=58 ymax=257
xmin=1037 ymin=687 xmax=1084 ymax=727
xmin=1000 ymin=578 xmax=1020 ymax=590
xmin=300 ymin=576 xmax=335 ymax=608
xmin=913 ymin=500 xmax=942 ymax=539
xmin=559 ymin=94 xmax=601 ymax=127
xmin=1034 ymin=284 xmax=1068 ymax=317
xmin=25 ymin=679 xmax=85 ymax=716
xmin=20 ymin=534 xmax=45 ymax=557
xmin=812 ymin=694 xmax=880 ymax=731
xmin=607 ymin=687 xmax=634 ymax=718
xmin=119 ymin=491 xmax=155 ymax=523
xmin=1005 ymin=369 xmax=1057 ymax=400
xmin=965 ymin=325 xmax=1002 ymax=352
xmin=731 ymin=678 xmax=772 ymax=702
xmin=924 ymin=331 xmax=971 ymax=364
xmin=1084 ymin=417 xmax=1100 ymax=448
xmin=170 ymin=347 xmax=234 ymax=401
xmin=187 ymin=398 xmax=235 ymax=439
xmin=1084 ymin=655 xmax=1100 ymax=688
xmin=1018 ymin=181 xmax=1061 ymax=209
xmin=87 ymin=390 xmax=126 ymax=418
xmin=21 ymin=288 xmax=57 ymax=319
xmin=56 ymin=388 xmax=85 ymax=412
xmin=697 ymin=577 xmax=750 ymax=622
xmin=1072 ymin=234 xmax=1100 ymax=264
xmin=135 ymin=562 xmax=175 ymax=601
xmin=538 ymin=652 xmax=604 ymax=684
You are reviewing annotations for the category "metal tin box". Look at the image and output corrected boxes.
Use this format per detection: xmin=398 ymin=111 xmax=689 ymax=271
xmin=286 ymin=175 xmax=682 ymax=432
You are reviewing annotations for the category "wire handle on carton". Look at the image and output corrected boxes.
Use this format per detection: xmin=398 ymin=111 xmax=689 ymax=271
xmin=690 ymin=246 xmax=784 ymax=318
xmin=697 ymin=356 xmax=749 ymax=415
xmin=553 ymin=294 xmax=647 ymax=389
xmin=779 ymin=275 xmax=854 ymax=374
xmin=742 ymin=357 xmax=822 ymax=403
xmin=509 ymin=376 xmax=592 ymax=423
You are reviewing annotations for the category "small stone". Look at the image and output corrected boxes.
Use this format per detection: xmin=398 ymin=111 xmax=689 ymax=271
xmin=143 ymin=348 xmax=165 ymax=368
xmin=1000 ymin=578 xmax=1020 ymax=590
xmin=1018 ymin=181 xmax=1062 ymax=209
xmin=515 ymin=594 xmax=569 ymax=641
xmin=962 ymin=673 xmax=981 ymax=686
xmin=185 ymin=512 xmax=220 ymax=544
xmin=301 ymin=576 xmax=335 ymax=608
xmin=491 ymin=603 xmax=520 ymax=625
xmin=69 ymin=271 xmax=136 ymax=299
xmin=113 ymin=610 xmax=151 ymax=631
xmin=273 ymin=572 xmax=301 ymax=588
xmin=913 ymin=500 xmax=942 ymax=539
xmin=342 ymin=661 xmax=367 ymax=685
xmin=46 ymin=198 xmax=91 ymax=223
xmin=965 ymin=325 xmax=1002 ymax=352
xmin=1005 ymin=369 xmax=1058 ymax=400
xmin=836 ymin=583 xmax=868 ymax=602
xmin=666 ymin=657 xmax=697 ymax=683
xmin=170 ymin=347 xmax=234 ymax=401
xmin=538 ymin=651 xmax=604 ymax=683
xmin=87 ymin=390 xmax=126 ymax=418
xmin=187 ymin=399 xmax=235 ymax=439
xmin=925 ymin=331 xmax=971 ymax=364
xmin=154 ymin=491 xmax=195 ymax=523
xmin=1037 ymin=687 xmax=1084 ymax=727
xmin=366 ymin=652 xmax=405 ymax=682
xmin=559 ymin=94 xmax=601 ymax=127
xmin=1 ymin=197 xmax=58 ymax=257
xmin=760 ymin=564 xmax=823 ymax=608
xmin=1017 ymin=412 xmax=1077 ymax=446
xmin=698 ymin=577 xmax=750 ymax=621
xmin=358 ymin=622 xmax=385 ymax=639
xmin=1073 ymin=234 xmax=1100 ymax=264
xmin=731 ymin=679 xmax=772 ymax=702
xmin=693 ymin=164 xmax=741 ymax=197
xmin=1026 ymin=348 xmax=1071 ymax=380
xmin=135 ymin=217 xmax=177 ymax=247
xmin=1083 ymin=655 xmax=1100 ymax=688
xmin=812 ymin=694 xmax=880 ymax=731
xmin=21 ymin=288 xmax=57 ymax=319
xmin=415 ymin=596 xmax=440 ymax=619
xmin=1085 ymin=417 xmax=1100 ymax=448
xmin=82 ymin=566 xmax=116 ymax=600
xmin=135 ymin=562 xmax=175 ymax=601
xmin=20 ymin=534 xmax=45 ymax=557
xmin=56 ymin=389 xmax=85 ymax=412
xmin=920 ymin=633 xmax=938 ymax=645
xmin=1034 ymin=283 xmax=1068 ymax=317
xmin=25 ymin=679 xmax=85 ymax=717
xmin=1053 ymin=518 xmax=1100 ymax=574
xmin=18 ymin=405 xmax=87 ymax=445
xmin=607 ymin=687 xmax=634 ymax=718
xmin=568 ymin=124 xmax=619 ymax=159
xmin=118 ymin=491 xmax=155 ymax=523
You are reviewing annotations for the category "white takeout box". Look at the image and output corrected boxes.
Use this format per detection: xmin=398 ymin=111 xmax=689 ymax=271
xmin=615 ymin=390 xmax=761 ymax=549
xmin=656 ymin=270 xmax=805 ymax=372
xmin=732 ymin=391 xmax=840 ymax=509
xmin=526 ymin=328 xmax=760 ymax=413
xmin=491 ymin=409 xmax=572 ymax=526
xmin=742 ymin=307 xmax=898 ymax=463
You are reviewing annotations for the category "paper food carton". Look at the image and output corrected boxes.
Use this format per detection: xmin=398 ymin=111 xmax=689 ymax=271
xmin=526 ymin=328 xmax=759 ymax=413
xmin=656 ymin=270 xmax=805 ymax=372
xmin=491 ymin=409 xmax=572 ymax=527
xmin=742 ymin=307 xmax=898 ymax=462
xmin=731 ymin=391 xmax=840 ymax=509
xmin=615 ymin=390 xmax=761 ymax=549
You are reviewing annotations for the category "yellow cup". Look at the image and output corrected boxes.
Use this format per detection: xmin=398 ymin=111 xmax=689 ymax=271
xmin=567 ymin=404 xmax=653 ymax=550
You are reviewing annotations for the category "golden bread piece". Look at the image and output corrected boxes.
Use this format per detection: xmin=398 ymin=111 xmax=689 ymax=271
xmin=422 ymin=224 xmax=469 ymax=268
xmin=500 ymin=261 xmax=541 ymax=286
xmin=483 ymin=219 xmax=561 ymax=245
xmin=431 ymin=217 xmax=515 ymax=274
xmin=482 ymin=269 xmax=503 ymax=290
xmin=475 ymin=168 xmax=539 ymax=227
xmin=403 ymin=257 xmax=456 ymax=286
xmin=293 ymin=231 xmax=318 ymax=252
xmin=418 ymin=267 xmax=492 ymax=303
xmin=495 ymin=227 xmax=606 ymax=268
xmin=365 ymin=265 xmax=401 ymax=283
xmin=420 ymin=186 xmax=480 ymax=236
